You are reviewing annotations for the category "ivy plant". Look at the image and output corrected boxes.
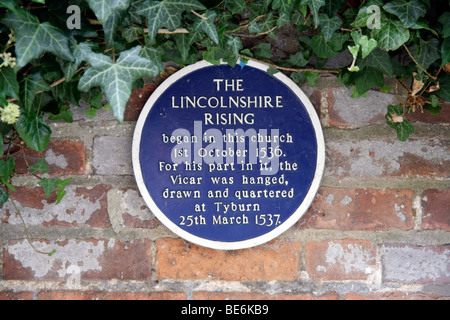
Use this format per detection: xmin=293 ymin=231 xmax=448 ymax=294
xmin=0 ymin=0 xmax=449 ymax=249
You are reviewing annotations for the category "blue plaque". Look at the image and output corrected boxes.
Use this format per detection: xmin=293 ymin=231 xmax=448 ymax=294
xmin=133 ymin=60 xmax=325 ymax=250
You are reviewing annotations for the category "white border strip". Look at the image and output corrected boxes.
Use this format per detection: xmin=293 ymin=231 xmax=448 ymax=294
xmin=132 ymin=59 xmax=325 ymax=250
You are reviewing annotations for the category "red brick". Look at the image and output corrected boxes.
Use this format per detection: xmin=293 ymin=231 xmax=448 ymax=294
xmin=124 ymin=85 xmax=157 ymax=121
xmin=382 ymin=245 xmax=450 ymax=284
xmin=421 ymin=189 xmax=450 ymax=231
xmin=299 ymin=187 xmax=414 ymax=230
xmin=306 ymin=239 xmax=376 ymax=281
xmin=3 ymin=185 xmax=111 ymax=228
xmin=119 ymin=188 xmax=160 ymax=228
xmin=13 ymin=140 xmax=85 ymax=175
xmin=406 ymin=103 xmax=450 ymax=124
xmin=3 ymin=239 xmax=151 ymax=281
xmin=155 ymin=238 xmax=301 ymax=281
xmin=325 ymin=139 xmax=449 ymax=178
xmin=37 ymin=291 xmax=185 ymax=300
xmin=345 ymin=292 xmax=450 ymax=300
xmin=193 ymin=291 xmax=339 ymax=300
xmin=0 ymin=292 xmax=34 ymax=300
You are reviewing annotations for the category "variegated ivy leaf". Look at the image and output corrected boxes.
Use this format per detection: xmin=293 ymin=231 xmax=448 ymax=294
xmin=370 ymin=13 xmax=410 ymax=51
xmin=383 ymin=0 xmax=427 ymax=28
xmin=85 ymin=0 xmax=131 ymax=24
xmin=78 ymin=46 xmax=159 ymax=123
xmin=192 ymin=10 xmax=219 ymax=44
xmin=1 ymin=8 xmax=73 ymax=68
xmin=137 ymin=0 xmax=205 ymax=43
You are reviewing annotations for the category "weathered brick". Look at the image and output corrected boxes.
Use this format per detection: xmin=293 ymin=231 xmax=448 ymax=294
xmin=2 ymin=185 xmax=111 ymax=227
xmin=327 ymin=88 xmax=403 ymax=127
xmin=306 ymin=239 xmax=376 ymax=281
xmin=124 ymin=85 xmax=157 ymax=121
xmin=119 ymin=188 xmax=160 ymax=228
xmin=299 ymin=187 xmax=414 ymax=230
xmin=37 ymin=291 xmax=185 ymax=300
xmin=406 ymin=103 xmax=450 ymax=124
xmin=3 ymin=239 xmax=151 ymax=281
xmin=345 ymin=292 xmax=450 ymax=300
xmin=13 ymin=140 xmax=85 ymax=175
xmin=0 ymin=292 xmax=34 ymax=300
xmin=193 ymin=291 xmax=339 ymax=300
xmin=155 ymin=238 xmax=301 ymax=281
xmin=421 ymin=189 xmax=450 ymax=231
xmin=92 ymin=136 xmax=133 ymax=175
xmin=325 ymin=139 xmax=449 ymax=178
xmin=382 ymin=245 xmax=450 ymax=284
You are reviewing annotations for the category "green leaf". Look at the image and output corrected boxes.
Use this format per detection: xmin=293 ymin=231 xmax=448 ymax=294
xmin=319 ymin=14 xmax=342 ymax=41
xmin=0 ymin=189 xmax=9 ymax=207
xmin=38 ymin=178 xmax=56 ymax=197
xmin=254 ymin=43 xmax=273 ymax=59
xmin=423 ymin=95 xmax=442 ymax=116
xmin=438 ymin=12 xmax=450 ymax=38
xmin=20 ymin=73 xmax=51 ymax=115
xmin=357 ymin=36 xmax=378 ymax=59
xmin=370 ymin=13 xmax=410 ymax=51
xmin=353 ymin=67 xmax=384 ymax=96
xmin=357 ymin=48 xmax=394 ymax=78
xmin=408 ymin=38 xmax=441 ymax=70
xmin=0 ymin=157 xmax=15 ymax=180
xmin=0 ymin=68 xmax=19 ymax=100
xmin=15 ymin=114 xmax=51 ymax=152
xmin=304 ymin=71 xmax=320 ymax=86
xmin=1 ymin=8 xmax=73 ymax=68
xmin=48 ymin=105 xmax=74 ymax=123
xmin=78 ymin=46 xmax=159 ymax=123
xmin=139 ymin=40 xmax=165 ymax=73
xmin=311 ymin=33 xmax=348 ymax=58
xmin=383 ymin=0 xmax=427 ymax=28
xmin=394 ymin=120 xmax=414 ymax=141
xmin=0 ymin=133 xmax=2 ymax=158
xmin=137 ymin=0 xmax=205 ymax=43
xmin=435 ymin=73 xmax=450 ymax=102
xmin=301 ymin=0 xmax=325 ymax=27
xmin=192 ymin=10 xmax=219 ymax=44
xmin=287 ymin=52 xmax=308 ymax=67
xmin=226 ymin=36 xmax=243 ymax=62
xmin=442 ymin=38 xmax=450 ymax=66
xmin=122 ymin=26 xmax=144 ymax=43
xmin=29 ymin=157 xmax=50 ymax=174
xmin=85 ymin=0 xmax=131 ymax=24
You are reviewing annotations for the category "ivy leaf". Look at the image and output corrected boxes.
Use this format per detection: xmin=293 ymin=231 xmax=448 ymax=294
xmin=78 ymin=46 xmax=160 ymax=123
xmin=38 ymin=178 xmax=56 ymax=197
xmin=15 ymin=114 xmax=51 ymax=152
xmin=357 ymin=36 xmax=378 ymax=59
xmin=442 ymin=38 xmax=450 ymax=66
xmin=1 ymin=8 xmax=73 ymax=68
xmin=301 ymin=0 xmax=326 ymax=27
xmin=357 ymin=48 xmax=394 ymax=78
xmin=435 ymin=73 xmax=450 ymax=102
xmin=383 ymin=0 xmax=427 ymax=28
xmin=140 ymin=39 xmax=165 ymax=73
xmin=0 ymin=157 xmax=15 ymax=181
xmin=353 ymin=67 xmax=384 ymax=96
xmin=137 ymin=0 xmax=205 ymax=43
xmin=20 ymin=73 xmax=51 ymax=115
xmin=29 ymin=157 xmax=50 ymax=174
xmin=385 ymin=104 xmax=414 ymax=141
xmin=192 ymin=10 xmax=219 ymax=44
xmin=319 ymin=14 xmax=342 ymax=41
xmin=0 ymin=67 xmax=19 ymax=100
xmin=0 ymin=189 xmax=8 ymax=208
xmin=408 ymin=38 xmax=441 ymax=70
xmin=370 ymin=13 xmax=410 ymax=51
xmin=85 ymin=0 xmax=131 ymax=24
xmin=438 ymin=12 xmax=450 ymax=38
xmin=311 ymin=32 xmax=349 ymax=58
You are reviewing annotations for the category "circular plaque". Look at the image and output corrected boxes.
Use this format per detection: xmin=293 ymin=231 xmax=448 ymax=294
xmin=133 ymin=60 xmax=325 ymax=250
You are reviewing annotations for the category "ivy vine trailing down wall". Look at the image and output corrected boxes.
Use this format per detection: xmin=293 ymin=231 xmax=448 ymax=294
xmin=0 ymin=0 xmax=449 ymax=249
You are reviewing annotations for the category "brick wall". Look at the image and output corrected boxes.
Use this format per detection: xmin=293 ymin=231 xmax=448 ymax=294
xmin=1 ymin=75 xmax=449 ymax=301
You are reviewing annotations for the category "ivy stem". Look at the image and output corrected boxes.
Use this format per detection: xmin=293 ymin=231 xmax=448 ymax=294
xmin=239 ymin=54 xmax=341 ymax=74
xmin=9 ymin=197 xmax=56 ymax=256
xmin=402 ymin=44 xmax=437 ymax=80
